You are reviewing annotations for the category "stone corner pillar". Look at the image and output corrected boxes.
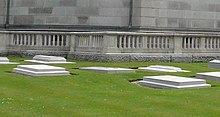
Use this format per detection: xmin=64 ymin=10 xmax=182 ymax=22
xmin=172 ymin=36 xmax=183 ymax=54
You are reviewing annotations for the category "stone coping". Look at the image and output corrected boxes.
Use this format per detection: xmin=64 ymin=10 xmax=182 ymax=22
xmin=1 ymin=30 xmax=220 ymax=37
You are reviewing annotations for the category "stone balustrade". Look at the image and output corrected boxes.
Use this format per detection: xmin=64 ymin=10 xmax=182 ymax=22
xmin=1 ymin=30 xmax=220 ymax=61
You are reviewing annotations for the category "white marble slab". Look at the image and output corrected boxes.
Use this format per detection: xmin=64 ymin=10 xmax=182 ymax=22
xmin=138 ymin=65 xmax=189 ymax=72
xmin=13 ymin=65 xmax=70 ymax=76
xmin=208 ymin=60 xmax=220 ymax=69
xmin=25 ymin=55 xmax=74 ymax=64
xmin=196 ymin=72 xmax=220 ymax=82
xmin=79 ymin=67 xmax=135 ymax=74
xmin=0 ymin=57 xmax=18 ymax=64
xmin=137 ymin=75 xmax=211 ymax=89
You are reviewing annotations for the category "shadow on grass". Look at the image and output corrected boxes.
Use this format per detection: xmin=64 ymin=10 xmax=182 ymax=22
xmin=70 ymin=72 xmax=79 ymax=75
xmin=72 ymin=68 xmax=79 ymax=69
xmin=129 ymin=79 xmax=142 ymax=82
xmin=5 ymin=71 xmax=12 ymax=73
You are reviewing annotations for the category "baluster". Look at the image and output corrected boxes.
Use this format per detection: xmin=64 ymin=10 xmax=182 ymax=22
xmin=17 ymin=34 xmax=20 ymax=45
xmin=132 ymin=36 xmax=135 ymax=48
xmin=149 ymin=36 xmax=152 ymax=49
xmin=142 ymin=36 xmax=147 ymax=48
xmin=136 ymin=36 xmax=139 ymax=48
xmin=214 ymin=38 xmax=217 ymax=49
xmin=127 ymin=36 xmax=131 ymax=48
xmin=119 ymin=36 xmax=122 ymax=48
xmin=210 ymin=38 xmax=212 ymax=49
xmin=123 ymin=36 xmax=126 ymax=48
xmin=157 ymin=37 xmax=160 ymax=48
xmin=191 ymin=37 xmax=194 ymax=49
xmin=205 ymin=38 xmax=207 ymax=48
xmin=217 ymin=38 xmax=220 ymax=48
xmin=196 ymin=38 xmax=199 ymax=49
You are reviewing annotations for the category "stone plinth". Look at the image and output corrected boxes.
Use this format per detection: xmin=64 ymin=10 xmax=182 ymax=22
xmin=79 ymin=67 xmax=135 ymax=74
xmin=25 ymin=55 xmax=74 ymax=64
xmin=0 ymin=57 xmax=18 ymax=64
xmin=13 ymin=65 xmax=70 ymax=76
xmin=196 ymin=72 xmax=220 ymax=82
xmin=208 ymin=60 xmax=220 ymax=69
xmin=138 ymin=65 xmax=189 ymax=72
xmin=137 ymin=75 xmax=211 ymax=89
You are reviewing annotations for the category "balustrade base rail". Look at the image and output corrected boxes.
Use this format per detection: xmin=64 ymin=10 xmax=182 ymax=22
xmin=67 ymin=52 xmax=220 ymax=62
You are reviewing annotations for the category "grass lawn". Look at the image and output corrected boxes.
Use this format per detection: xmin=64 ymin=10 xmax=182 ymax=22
xmin=1 ymin=57 xmax=220 ymax=117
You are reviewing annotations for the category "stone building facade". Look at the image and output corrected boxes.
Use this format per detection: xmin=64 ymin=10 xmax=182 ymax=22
xmin=1 ymin=0 xmax=220 ymax=31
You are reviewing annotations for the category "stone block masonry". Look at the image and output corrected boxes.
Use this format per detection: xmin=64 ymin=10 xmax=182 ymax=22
xmin=1 ymin=0 xmax=220 ymax=31
xmin=9 ymin=0 xmax=130 ymax=27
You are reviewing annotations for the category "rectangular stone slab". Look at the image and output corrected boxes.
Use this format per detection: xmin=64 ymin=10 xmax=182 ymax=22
xmin=79 ymin=67 xmax=135 ymax=74
xmin=17 ymin=65 xmax=66 ymax=72
xmin=137 ymin=75 xmax=211 ymax=89
xmin=33 ymin=55 xmax=67 ymax=62
xmin=138 ymin=80 xmax=211 ymax=89
xmin=13 ymin=65 xmax=70 ymax=76
xmin=25 ymin=55 xmax=74 ymax=64
xmin=144 ymin=75 xmax=206 ymax=86
xmin=208 ymin=60 xmax=220 ymax=69
xmin=0 ymin=57 xmax=18 ymax=64
xmin=196 ymin=72 xmax=220 ymax=82
xmin=138 ymin=65 xmax=189 ymax=72
xmin=0 ymin=57 xmax=9 ymax=62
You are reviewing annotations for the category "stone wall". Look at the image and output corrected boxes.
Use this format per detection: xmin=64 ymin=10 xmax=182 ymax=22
xmin=135 ymin=0 xmax=220 ymax=31
xmin=10 ymin=0 xmax=130 ymax=27
xmin=0 ymin=0 xmax=6 ymax=26
xmin=1 ymin=0 xmax=220 ymax=31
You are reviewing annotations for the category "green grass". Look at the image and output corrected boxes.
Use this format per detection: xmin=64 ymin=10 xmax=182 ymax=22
xmin=1 ymin=57 xmax=220 ymax=117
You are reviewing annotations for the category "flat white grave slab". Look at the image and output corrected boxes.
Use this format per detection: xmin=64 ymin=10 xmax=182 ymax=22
xmin=137 ymin=75 xmax=210 ymax=89
xmin=0 ymin=57 xmax=18 ymax=64
xmin=25 ymin=55 xmax=74 ymax=64
xmin=79 ymin=67 xmax=135 ymax=74
xmin=196 ymin=72 xmax=220 ymax=82
xmin=208 ymin=60 xmax=220 ymax=69
xmin=13 ymin=65 xmax=70 ymax=76
xmin=138 ymin=65 xmax=189 ymax=72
